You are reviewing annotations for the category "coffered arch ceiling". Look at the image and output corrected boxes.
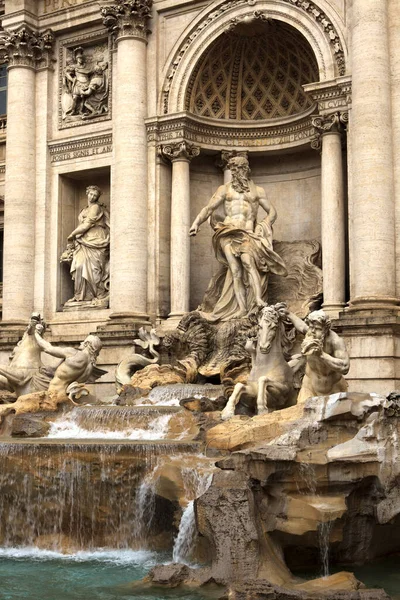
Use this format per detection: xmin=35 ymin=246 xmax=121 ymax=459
xmin=185 ymin=21 xmax=319 ymax=121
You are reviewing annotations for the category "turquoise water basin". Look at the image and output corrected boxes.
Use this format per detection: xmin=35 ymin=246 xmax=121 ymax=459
xmin=0 ymin=548 xmax=216 ymax=600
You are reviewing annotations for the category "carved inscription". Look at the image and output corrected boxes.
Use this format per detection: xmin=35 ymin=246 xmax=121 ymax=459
xmin=41 ymin=0 xmax=92 ymax=14
xmin=49 ymin=135 xmax=112 ymax=163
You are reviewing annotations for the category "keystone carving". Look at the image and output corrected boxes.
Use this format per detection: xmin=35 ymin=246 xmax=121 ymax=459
xmin=160 ymin=141 xmax=200 ymax=162
xmin=0 ymin=26 xmax=54 ymax=69
xmin=101 ymin=0 xmax=153 ymax=41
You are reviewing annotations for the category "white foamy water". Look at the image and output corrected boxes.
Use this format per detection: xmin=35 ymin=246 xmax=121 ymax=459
xmin=172 ymin=470 xmax=213 ymax=564
xmin=47 ymin=413 xmax=173 ymax=440
xmin=0 ymin=547 xmax=159 ymax=565
xmin=147 ymin=383 xmax=223 ymax=406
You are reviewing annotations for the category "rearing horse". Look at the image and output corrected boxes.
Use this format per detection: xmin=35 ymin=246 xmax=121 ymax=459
xmin=221 ymin=305 xmax=296 ymax=419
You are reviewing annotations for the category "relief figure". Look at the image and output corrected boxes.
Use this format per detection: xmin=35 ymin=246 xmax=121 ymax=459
xmin=62 ymin=46 xmax=109 ymax=122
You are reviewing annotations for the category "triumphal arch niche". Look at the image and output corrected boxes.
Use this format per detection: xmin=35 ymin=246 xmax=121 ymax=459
xmin=151 ymin=0 xmax=349 ymax=324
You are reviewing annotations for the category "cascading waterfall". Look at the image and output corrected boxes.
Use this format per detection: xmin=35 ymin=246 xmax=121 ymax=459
xmin=0 ymin=440 xmax=201 ymax=551
xmin=148 ymin=383 xmax=223 ymax=406
xmin=318 ymin=519 xmax=333 ymax=578
xmin=172 ymin=469 xmax=213 ymax=563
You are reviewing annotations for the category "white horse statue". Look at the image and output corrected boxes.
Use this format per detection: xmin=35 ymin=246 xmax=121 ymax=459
xmin=221 ymin=305 xmax=296 ymax=419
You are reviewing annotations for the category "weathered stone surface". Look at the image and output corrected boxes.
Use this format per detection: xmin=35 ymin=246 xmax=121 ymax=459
xmin=148 ymin=563 xmax=191 ymax=587
xmin=11 ymin=414 xmax=50 ymax=437
xmin=223 ymin=579 xmax=390 ymax=600
xmin=180 ymin=395 xmax=227 ymax=412
xmin=196 ymin=470 xmax=261 ymax=582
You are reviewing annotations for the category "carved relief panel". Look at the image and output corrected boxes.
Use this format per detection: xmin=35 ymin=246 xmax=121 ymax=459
xmin=59 ymin=32 xmax=112 ymax=129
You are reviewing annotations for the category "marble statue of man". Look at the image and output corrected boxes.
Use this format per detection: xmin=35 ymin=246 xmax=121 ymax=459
xmin=189 ymin=156 xmax=287 ymax=321
xmin=285 ymin=309 xmax=350 ymax=403
xmin=33 ymin=331 xmax=103 ymax=398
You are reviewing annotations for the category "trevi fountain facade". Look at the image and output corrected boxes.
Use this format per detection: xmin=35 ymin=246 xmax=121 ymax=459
xmin=0 ymin=0 xmax=397 ymax=598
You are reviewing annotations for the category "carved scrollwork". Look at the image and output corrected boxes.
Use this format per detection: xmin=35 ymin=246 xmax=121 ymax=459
xmin=101 ymin=0 xmax=153 ymax=41
xmin=312 ymin=111 xmax=348 ymax=134
xmin=160 ymin=141 xmax=200 ymax=162
xmin=311 ymin=111 xmax=348 ymax=151
xmin=0 ymin=26 xmax=54 ymax=69
xmin=281 ymin=0 xmax=345 ymax=76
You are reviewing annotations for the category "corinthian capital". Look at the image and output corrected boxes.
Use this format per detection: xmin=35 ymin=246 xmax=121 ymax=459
xmin=312 ymin=111 xmax=348 ymax=135
xmin=0 ymin=26 xmax=54 ymax=69
xmin=101 ymin=0 xmax=153 ymax=42
xmin=160 ymin=141 xmax=200 ymax=162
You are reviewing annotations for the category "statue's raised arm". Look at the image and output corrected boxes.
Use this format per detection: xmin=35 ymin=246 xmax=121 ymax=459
xmin=191 ymin=156 xmax=287 ymax=322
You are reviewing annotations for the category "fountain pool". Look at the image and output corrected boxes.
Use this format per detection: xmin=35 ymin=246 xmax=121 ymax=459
xmin=0 ymin=548 xmax=220 ymax=600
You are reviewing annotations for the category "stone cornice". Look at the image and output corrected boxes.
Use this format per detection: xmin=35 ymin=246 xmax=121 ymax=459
xmin=48 ymin=132 xmax=112 ymax=163
xmin=304 ymin=76 xmax=352 ymax=114
xmin=101 ymin=0 xmax=152 ymax=42
xmin=159 ymin=140 xmax=200 ymax=162
xmin=146 ymin=107 xmax=318 ymax=152
xmin=0 ymin=25 xmax=54 ymax=69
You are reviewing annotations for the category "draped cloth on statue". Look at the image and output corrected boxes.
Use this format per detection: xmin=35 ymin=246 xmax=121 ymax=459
xmin=70 ymin=206 xmax=110 ymax=302
xmin=199 ymin=218 xmax=287 ymax=321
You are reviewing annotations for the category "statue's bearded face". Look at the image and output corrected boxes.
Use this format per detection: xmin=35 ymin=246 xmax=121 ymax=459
xmin=230 ymin=161 xmax=250 ymax=192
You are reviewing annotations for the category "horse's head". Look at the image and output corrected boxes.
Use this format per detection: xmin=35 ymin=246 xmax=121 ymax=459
xmin=258 ymin=306 xmax=280 ymax=354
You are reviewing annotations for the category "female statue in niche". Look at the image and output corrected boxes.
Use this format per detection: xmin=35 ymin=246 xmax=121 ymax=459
xmin=61 ymin=185 xmax=110 ymax=310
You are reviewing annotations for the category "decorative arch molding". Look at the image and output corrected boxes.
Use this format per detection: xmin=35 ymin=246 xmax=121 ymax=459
xmin=160 ymin=0 xmax=348 ymax=116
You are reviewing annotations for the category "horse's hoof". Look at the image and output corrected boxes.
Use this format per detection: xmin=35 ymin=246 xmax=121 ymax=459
xmin=257 ymin=407 xmax=270 ymax=416
xmin=221 ymin=409 xmax=233 ymax=421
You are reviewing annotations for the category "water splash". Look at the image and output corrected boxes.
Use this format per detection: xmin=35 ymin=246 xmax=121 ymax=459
xmin=148 ymin=384 xmax=223 ymax=406
xmin=48 ymin=412 xmax=173 ymax=440
xmin=0 ymin=546 xmax=159 ymax=565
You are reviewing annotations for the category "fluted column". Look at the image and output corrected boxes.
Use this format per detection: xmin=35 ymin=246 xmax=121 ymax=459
xmin=349 ymin=0 xmax=397 ymax=311
xmin=161 ymin=142 xmax=199 ymax=320
xmin=0 ymin=26 xmax=54 ymax=322
xmin=312 ymin=112 xmax=347 ymax=318
xmin=101 ymin=0 xmax=152 ymax=321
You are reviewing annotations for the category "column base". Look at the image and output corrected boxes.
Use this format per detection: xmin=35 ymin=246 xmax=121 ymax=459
xmin=334 ymin=313 xmax=400 ymax=395
xmin=159 ymin=312 xmax=186 ymax=332
xmin=322 ymin=302 xmax=346 ymax=319
xmin=96 ymin=312 xmax=151 ymax=342
xmin=346 ymin=296 xmax=399 ymax=316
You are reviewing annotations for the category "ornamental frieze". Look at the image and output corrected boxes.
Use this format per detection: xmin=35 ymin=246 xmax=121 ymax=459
xmin=146 ymin=111 xmax=317 ymax=151
xmin=49 ymin=133 xmax=112 ymax=163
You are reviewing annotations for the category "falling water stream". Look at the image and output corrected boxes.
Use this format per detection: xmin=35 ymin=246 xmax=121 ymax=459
xmin=0 ymin=384 xmax=221 ymax=599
